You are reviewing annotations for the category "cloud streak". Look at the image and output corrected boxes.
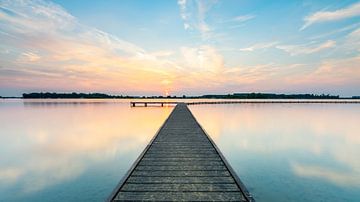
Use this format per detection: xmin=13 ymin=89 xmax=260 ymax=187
xmin=288 ymin=56 xmax=360 ymax=85
xmin=276 ymin=40 xmax=336 ymax=55
xmin=232 ymin=14 xmax=255 ymax=23
xmin=301 ymin=2 xmax=360 ymax=30
xmin=239 ymin=41 xmax=278 ymax=52
xmin=177 ymin=0 xmax=217 ymax=40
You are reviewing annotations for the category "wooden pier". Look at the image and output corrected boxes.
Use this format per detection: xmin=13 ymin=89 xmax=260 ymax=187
xmin=108 ymin=103 xmax=254 ymax=201
xmin=130 ymin=101 xmax=178 ymax=107
xmin=186 ymin=100 xmax=360 ymax=105
xmin=130 ymin=100 xmax=360 ymax=107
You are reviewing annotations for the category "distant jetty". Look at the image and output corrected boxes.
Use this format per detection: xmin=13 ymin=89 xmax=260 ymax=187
xmin=17 ymin=92 xmax=360 ymax=99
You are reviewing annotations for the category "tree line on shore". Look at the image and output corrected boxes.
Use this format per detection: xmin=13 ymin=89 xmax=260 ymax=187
xmin=202 ymin=93 xmax=340 ymax=99
xmin=20 ymin=92 xmax=344 ymax=99
xmin=22 ymin=92 xmax=130 ymax=99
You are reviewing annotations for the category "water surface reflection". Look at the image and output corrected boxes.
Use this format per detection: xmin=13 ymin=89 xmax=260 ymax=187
xmin=1 ymin=100 xmax=359 ymax=201
xmin=190 ymin=103 xmax=360 ymax=202
xmin=0 ymin=99 xmax=172 ymax=201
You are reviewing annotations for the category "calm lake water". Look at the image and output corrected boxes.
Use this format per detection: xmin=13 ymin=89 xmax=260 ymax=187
xmin=0 ymin=99 xmax=359 ymax=201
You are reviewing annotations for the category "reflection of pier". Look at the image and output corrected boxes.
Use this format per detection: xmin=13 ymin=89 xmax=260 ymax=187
xmin=108 ymin=103 xmax=254 ymax=201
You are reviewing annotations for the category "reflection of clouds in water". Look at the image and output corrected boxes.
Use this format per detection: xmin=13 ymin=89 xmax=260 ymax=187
xmin=292 ymin=162 xmax=360 ymax=187
xmin=21 ymin=161 xmax=85 ymax=193
xmin=0 ymin=167 xmax=23 ymax=184
xmin=190 ymin=104 xmax=360 ymax=187
xmin=0 ymin=101 xmax=172 ymax=193
xmin=192 ymin=110 xmax=222 ymax=141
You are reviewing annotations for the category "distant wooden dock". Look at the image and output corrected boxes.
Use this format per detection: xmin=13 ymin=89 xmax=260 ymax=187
xmin=187 ymin=100 xmax=360 ymax=105
xmin=130 ymin=101 xmax=178 ymax=107
xmin=108 ymin=103 xmax=254 ymax=201
xmin=130 ymin=100 xmax=360 ymax=107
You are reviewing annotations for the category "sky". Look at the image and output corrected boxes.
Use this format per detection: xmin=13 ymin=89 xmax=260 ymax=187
xmin=0 ymin=0 xmax=359 ymax=96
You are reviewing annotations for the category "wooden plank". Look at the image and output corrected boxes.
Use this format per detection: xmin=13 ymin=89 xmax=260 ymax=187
xmin=135 ymin=165 xmax=227 ymax=171
xmin=148 ymin=146 xmax=214 ymax=150
xmin=138 ymin=160 xmax=225 ymax=166
xmin=131 ymin=170 xmax=231 ymax=177
xmin=126 ymin=176 xmax=236 ymax=184
xmin=141 ymin=157 xmax=221 ymax=161
xmin=144 ymin=153 xmax=219 ymax=158
xmin=147 ymin=148 xmax=216 ymax=152
xmin=146 ymin=151 xmax=217 ymax=155
xmin=121 ymin=183 xmax=240 ymax=192
xmin=115 ymin=192 xmax=246 ymax=201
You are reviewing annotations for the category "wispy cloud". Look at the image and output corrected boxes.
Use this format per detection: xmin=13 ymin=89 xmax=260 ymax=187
xmin=309 ymin=22 xmax=360 ymax=40
xmin=177 ymin=1 xmax=255 ymax=40
xmin=177 ymin=0 xmax=217 ymax=40
xmin=197 ymin=0 xmax=213 ymax=40
xmin=239 ymin=41 xmax=278 ymax=52
xmin=345 ymin=28 xmax=360 ymax=52
xmin=232 ymin=14 xmax=255 ymax=23
xmin=223 ymin=63 xmax=279 ymax=84
xmin=286 ymin=56 xmax=360 ymax=86
xmin=277 ymin=40 xmax=336 ymax=55
xmin=150 ymin=50 xmax=174 ymax=57
xmin=177 ymin=0 xmax=190 ymax=30
xmin=301 ymin=2 xmax=360 ymax=30
xmin=18 ymin=52 xmax=41 ymax=62
xmin=0 ymin=0 xmax=145 ymax=55
xmin=180 ymin=45 xmax=224 ymax=72
xmin=222 ymin=14 xmax=255 ymax=30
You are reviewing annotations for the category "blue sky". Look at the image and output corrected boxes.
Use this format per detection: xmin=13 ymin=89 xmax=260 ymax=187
xmin=0 ymin=0 xmax=359 ymax=96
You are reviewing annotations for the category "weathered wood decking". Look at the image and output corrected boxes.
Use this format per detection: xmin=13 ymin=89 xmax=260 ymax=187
xmin=108 ymin=103 xmax=254 ymax=201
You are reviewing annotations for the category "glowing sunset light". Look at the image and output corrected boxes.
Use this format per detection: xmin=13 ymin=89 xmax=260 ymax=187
xmin=0 ymin=0 xmax=359 ymax=96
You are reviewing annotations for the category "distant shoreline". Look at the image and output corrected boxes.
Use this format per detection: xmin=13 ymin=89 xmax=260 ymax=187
xmin=0 ymin=92 xmax=359 ymax=99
